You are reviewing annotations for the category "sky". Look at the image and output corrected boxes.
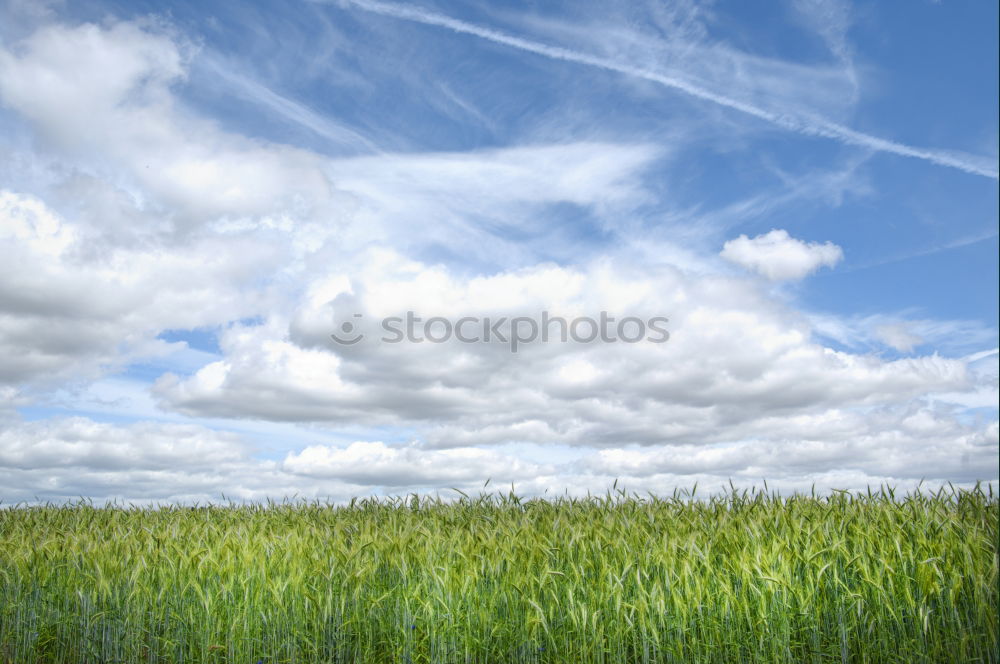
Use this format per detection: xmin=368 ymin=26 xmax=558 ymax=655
xmin=0 ymin=0 xmax=996 ymax=504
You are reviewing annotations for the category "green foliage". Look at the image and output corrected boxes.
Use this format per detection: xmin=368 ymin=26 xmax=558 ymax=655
xmin=0 ymin=485 xmax=996 ymax=663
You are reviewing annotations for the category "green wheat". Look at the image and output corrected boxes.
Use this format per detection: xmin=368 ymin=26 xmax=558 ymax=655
xmin=0 ymin=485 xmax=996 ymax=663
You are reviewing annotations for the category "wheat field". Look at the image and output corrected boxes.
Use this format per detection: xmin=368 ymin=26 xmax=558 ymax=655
xmin=0 ymin=486 xmax=996 ymax=663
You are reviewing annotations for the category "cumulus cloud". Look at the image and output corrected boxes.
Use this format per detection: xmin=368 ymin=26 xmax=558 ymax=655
xmin=0 ymin=189 xmax=282 ymax=388
xmin=0 ymin=414 xmax=993 ymax=504
xmin=0 ymin=418 xmax=548 ymax=503
xmin=283 ymin=441 xmax=545 ymax=486
xmin=0 ymin=418 xmax=246 ymax=470
xmin=0 ymin=418 xmax=287 ymax=504
xmin=581 ymin=406 xmax=998 ymax=483
xmin=0 ymin=21 xmax=344 ymax=227
xmin=154 ymin=249 xmax=981 ymax=459
xmin=0 ymin=20 xmax=352 ymax=392
xmin=720 ymin=229 xmax=844 ymax=281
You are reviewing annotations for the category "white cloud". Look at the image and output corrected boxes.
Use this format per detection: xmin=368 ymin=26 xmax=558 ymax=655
xmin=154 ymin=249 xmax=987 ymax=466
xmin=0 ymin=189 xmax=75 ymax=254
xmin=0 ymin=22 xmax=185 ymax=149
xmin=0 ymin=21 xmax=344 ymax=226
xmin=874 ymin=322 xmax=924 ymax=353
xmin=0 ymin=417 xmax=547 ymax=503
xmin=0 ymin=189 xmax=282 ymax=388
xmin=720 ymin=229 xmax=843 ymax=281
xmin=0 ymin=417 xmax=246 ymax=470
xmin=581 ymin=405 xmax=998 ymax=483
xmin=0 ymin=415 xmax=993 ymax=504
xmin=283 ymin=441 xmax=545 ymax=486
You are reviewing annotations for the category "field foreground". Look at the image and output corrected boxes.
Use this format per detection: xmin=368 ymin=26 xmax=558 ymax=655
xmin=0 ymin=487 xmax=997 ymax=663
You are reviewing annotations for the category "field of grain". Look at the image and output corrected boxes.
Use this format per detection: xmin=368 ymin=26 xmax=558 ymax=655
xmin=0 ymin=486 xmax=996 ymax=663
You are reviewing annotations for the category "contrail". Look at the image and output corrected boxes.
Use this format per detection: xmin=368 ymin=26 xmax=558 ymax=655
xmin=844 ymin=228 xmax=999 ymax=272
xmin=330 ymin=0 xmax=997 ymax=180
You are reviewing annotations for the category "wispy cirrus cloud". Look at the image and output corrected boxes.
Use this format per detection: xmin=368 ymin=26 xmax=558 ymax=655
xmin=196 ymin=53 xmax=379 ymax=155
xmin=325 ymin=0 xmax=997 ymax=179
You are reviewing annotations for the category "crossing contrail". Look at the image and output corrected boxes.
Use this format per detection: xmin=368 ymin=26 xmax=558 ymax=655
xmin=328 ymin=0 xmax=998 ymax=180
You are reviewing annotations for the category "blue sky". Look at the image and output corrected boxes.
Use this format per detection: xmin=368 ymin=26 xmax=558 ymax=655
xmin=0 ymin=0 xmax=996 ymax=503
